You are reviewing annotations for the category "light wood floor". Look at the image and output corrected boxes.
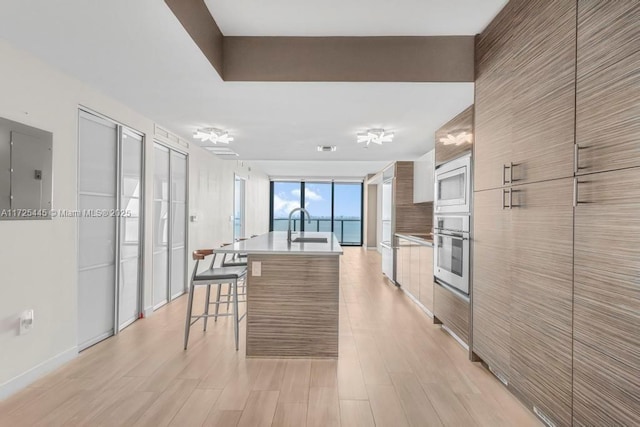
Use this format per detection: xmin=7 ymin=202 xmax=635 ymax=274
xmin=0 ymin=248 xmax=540 ymax=426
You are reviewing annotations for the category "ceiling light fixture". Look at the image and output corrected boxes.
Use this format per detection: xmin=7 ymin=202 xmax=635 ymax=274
xmin=357 ymin=128 xmax=394 ymax=147
xmin=439 ymin=131 xmax=472 ymax=146
xmin=193 ymin=127 xmax=234 ymax=144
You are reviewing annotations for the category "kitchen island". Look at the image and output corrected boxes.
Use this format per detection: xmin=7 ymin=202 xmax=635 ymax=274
xmin=218 ymin=231 xmax=343 ymax=358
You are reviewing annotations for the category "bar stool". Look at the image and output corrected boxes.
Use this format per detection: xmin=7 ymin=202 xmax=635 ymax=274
xmin=184 ymin=249 xmax=247 ymax=351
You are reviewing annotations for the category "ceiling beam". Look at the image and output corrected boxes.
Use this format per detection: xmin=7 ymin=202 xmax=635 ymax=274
xmin=223 ymin=36 xmax=474 ymax=82
xmin=165 ymin=0 xmax=224 ymax=77
xmin=165 ymin=0 xmax=475 ymax=82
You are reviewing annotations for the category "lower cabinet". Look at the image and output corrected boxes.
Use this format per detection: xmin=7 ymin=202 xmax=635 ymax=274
xmin=433 ymin=283 xmax=469 ymax=344
xmin=472 ymin=188 xmax=512 ymax=382
xmin=572 ymin=168 xmax=640 ymax=426
xmin=473 ymin=178 xmax=574 ymax=426
xmin=510 ymin=178 xmax=574 ymax=426
xmin=418 ymin=245 xmax=434 ymax=313
xmin=395 ymin=236 xmax=434 ymax=314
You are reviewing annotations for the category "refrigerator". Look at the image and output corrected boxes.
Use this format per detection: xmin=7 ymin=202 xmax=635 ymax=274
xmin=381 ymin=178 xmax=394 ymax=281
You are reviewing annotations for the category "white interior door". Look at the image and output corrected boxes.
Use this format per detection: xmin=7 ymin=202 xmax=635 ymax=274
xmin=78 ymin=112 xmax=117 ymax=350
xmin=118 ymin=129 xmax=142 ymax=330
xmin=153 ymin=144 xmax=170 ymax=309
xmin=170 ymin=151 xmax=187 ymax=300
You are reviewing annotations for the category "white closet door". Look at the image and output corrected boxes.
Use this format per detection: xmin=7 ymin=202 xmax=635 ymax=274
xmin=118 ymin=129 xmax=142 ymax=329
xmin=78 ymin=112 xmax=117 ymax=350
xmin=170 ymin=151 xmax=187 ymax=299
xmin=153 ymin=144 xmax=170 ymax=308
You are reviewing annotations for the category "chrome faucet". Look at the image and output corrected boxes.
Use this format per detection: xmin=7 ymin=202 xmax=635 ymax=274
xmin=287 ymin=207 xmax=312 ymax=242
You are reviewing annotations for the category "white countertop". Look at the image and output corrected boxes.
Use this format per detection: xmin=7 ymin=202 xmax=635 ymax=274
xmin=217 ymin=232 xmax=343 ymax=256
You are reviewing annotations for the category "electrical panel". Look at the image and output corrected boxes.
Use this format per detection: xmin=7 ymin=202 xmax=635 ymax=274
xmin=0 ymin=117 xmax=53 ymax=220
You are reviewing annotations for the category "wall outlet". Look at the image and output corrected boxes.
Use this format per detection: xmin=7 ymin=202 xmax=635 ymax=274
xmin=19 ymin=309 xmax=34 ymax=335
xmin=252 ymin=261 xmax=262 ymax=277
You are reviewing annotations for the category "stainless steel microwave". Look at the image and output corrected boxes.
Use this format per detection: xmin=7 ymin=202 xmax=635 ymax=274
xmin=434 ymin=154 xmax=471 ymax=214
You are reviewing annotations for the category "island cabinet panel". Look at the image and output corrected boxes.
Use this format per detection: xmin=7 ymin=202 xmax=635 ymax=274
xmin=573 ymin=167 xmax=640 ymax=426
xmin=246 ymin=254 xmax=339 ymax=358
xmin=471 ymin=188 xmax=511 ymax=382
xmin=418 ymin=245 xmax=434 ymax=313
xmin=576 ymin=1 xmax=640 ymax=175
xmin=510 ymin=178 xmax=574 ymax=427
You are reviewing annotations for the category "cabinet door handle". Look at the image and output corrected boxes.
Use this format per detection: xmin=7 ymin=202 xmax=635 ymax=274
xmin=502 ymin=164 xmax=512 ymax=185
xmin=502 ymin=188 xmax=511 ymax=209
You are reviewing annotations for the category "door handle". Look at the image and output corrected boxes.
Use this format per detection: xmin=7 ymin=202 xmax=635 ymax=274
xmin=574 ymin=144 xmax=587 ymax=174
xmin=502 ymin=188 xmax=512 ymax=210
xmin=573 ymin=178 xmax=591 ymax=206
xmin=502 ymin=164 xmax=512 ymax=185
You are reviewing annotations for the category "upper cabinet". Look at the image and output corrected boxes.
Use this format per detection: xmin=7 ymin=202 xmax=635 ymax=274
xmin=474 ymin=1 xmax=576 ymax=192
xmin=413 ymin=150 xmax=434 ymax=203
xmin=435 ymin=106 xmax=474 ymax=166
xmin=576 ymin=1 xmax=640 ymax=175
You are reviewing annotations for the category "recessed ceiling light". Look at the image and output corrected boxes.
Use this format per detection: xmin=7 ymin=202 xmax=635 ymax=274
xmin=204 ymin=146 xmax=239 ymax=157
xmin=357 ymin=128 xmax=394 ymax=146
xmin=317 ymin=145 xmax=337 ymax=152
xmin=193 ymin=128 xmax=234 ymax=144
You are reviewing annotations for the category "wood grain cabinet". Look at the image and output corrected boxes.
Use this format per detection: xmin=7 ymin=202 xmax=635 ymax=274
xmin=576 ymin=1 xmax=640 ymax=175
xmin=472 ymin=188 xmax=512 ymax=382
xmin=510 ymin=178 xmax=574 ymax=426
xmin=418 ymin=245 xmax=434 ymax=313
xmin=573 ymin=168 xmax=640 ymax=426
xmin=474 ymin=180 xmax=574 ymax=426
xmin=474 ymin=0 xmax=576 ymax=192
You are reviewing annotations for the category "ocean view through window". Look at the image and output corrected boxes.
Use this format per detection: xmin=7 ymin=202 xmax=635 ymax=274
xmin=270 ymin=181 xmax=363 ymax=246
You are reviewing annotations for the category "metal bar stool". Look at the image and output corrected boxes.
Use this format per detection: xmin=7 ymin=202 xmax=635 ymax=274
xmin=184 ymin=249 xmax=247 ymax=351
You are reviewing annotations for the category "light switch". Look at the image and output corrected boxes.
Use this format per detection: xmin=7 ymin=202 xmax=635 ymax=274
xmin=252 ymin=261 xmax=262 ymax=276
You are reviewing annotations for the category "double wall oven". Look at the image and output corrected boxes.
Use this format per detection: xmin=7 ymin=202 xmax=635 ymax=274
xmin=433 ymin=154 xmax=471 ymax=296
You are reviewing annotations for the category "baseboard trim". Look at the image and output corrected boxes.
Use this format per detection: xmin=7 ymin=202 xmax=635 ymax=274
xmin=143 ymin=306 xmax=154 ymax=318
xmin=0 ymin=346 xmax=77 ymax=401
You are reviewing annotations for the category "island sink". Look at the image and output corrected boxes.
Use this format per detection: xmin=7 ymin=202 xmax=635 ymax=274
xmin=292 ymin=237 xmax=328 ymax=243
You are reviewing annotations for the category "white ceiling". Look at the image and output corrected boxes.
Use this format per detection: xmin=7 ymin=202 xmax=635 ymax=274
xmin=207 ymin=0 xmax=508 ymax=36
xmin=0 ymin=0 xmax=496 ymax=178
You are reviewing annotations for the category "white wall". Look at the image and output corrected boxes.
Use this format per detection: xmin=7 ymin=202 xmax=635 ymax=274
xmin=0 ymin=39 xmax=269 ymax=399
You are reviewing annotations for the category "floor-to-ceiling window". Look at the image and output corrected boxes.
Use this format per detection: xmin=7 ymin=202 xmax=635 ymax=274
xmin=269 ymin=180 xmax=363 ymax=246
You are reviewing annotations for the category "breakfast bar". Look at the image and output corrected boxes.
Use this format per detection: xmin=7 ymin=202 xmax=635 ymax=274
xmin=218 ymin=231 xmax=343 ymax=358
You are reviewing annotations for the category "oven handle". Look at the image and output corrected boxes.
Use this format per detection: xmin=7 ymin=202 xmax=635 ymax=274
xmin=433 ymin=231 xmax=469 ymax=241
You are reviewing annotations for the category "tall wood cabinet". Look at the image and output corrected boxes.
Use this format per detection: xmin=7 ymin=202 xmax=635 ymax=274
xmin=473 ymin=0 xmax=640 ymax=426
xmin=472 ymin=188 xmax=511 ymax=381
xmin=575 ymin=1 xmax=640 ymax=175
xmin=571 ymin=2 xmax=640 ymax=425
xmin=474 ymin=0 xmax=576 ymax=193
xmin=510 ymin=178 xmax=574 ymax=425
